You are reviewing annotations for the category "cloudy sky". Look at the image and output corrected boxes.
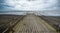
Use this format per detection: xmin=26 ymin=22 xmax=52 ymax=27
xmin=0 ymin=0 xmax=60 ymax=16
xmin=0 ymin=0 xmax=59 ymax=11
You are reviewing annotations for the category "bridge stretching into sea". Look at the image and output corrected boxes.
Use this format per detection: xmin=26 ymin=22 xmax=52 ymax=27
xmin=0 ymin=11 xmax=60 ymax=33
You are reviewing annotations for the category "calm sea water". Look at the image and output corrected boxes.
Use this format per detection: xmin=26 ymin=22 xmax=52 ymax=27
xmin=0 ymin=10 xmax=60 ymax=16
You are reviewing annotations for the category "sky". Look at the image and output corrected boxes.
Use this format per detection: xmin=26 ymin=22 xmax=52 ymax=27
xmin=0 ymin=0 xmax=60 ymax=16
xmin=0 ymin=0 xmax=59 ymax=11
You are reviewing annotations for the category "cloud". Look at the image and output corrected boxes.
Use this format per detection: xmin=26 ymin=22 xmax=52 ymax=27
xmin=0 ymin=0 xmax=59 ymax=10
xmin=0 ymin=0 xmax=60 ymax=16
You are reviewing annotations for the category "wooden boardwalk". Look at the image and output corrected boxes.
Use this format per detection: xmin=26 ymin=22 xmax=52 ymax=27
xmin=13 ymin=14 xmax=58 ymax=33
